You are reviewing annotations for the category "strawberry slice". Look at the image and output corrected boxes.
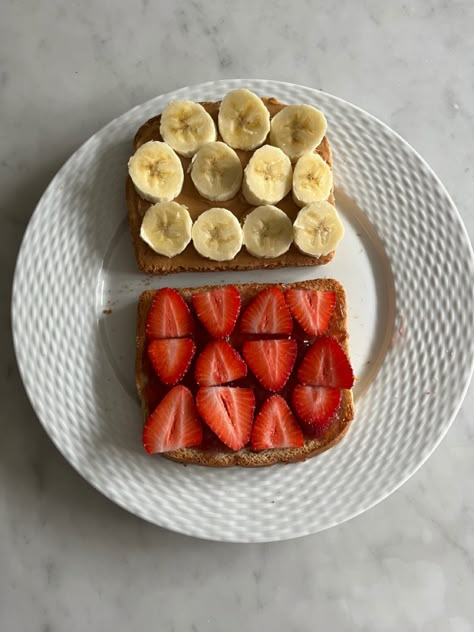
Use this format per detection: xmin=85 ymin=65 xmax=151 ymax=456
xmin=192 ymin=285 xmax=241 ymax=338
xmin=147 ymin=338 xmax=196 ymax=385
xmin=251 ymin=395 xmax=304 ymax=450
xmin=240 ymin=287 xmax=293 ymax=335
xmin=194 ymin=340 xmax=247 ymax=386
xmin=146 ymin=288 xmax=194 ymax=339
xmin=243 ymin=339 xmax=297 ymax=391
xmin=196 ymin=387 xmax=255 ymax=450
xmin=297 ymin=337 xmax=354 ymax=388
xmin=286 ymin=289 xmax=336 ymax=336
xmin=292 ymin=385 xmax=342 ymax=429
xmin=143 ymin=385 xmax=202 ymax=454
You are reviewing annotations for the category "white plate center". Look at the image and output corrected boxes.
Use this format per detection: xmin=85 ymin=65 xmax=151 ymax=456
xmin=96 ymin=187 xmax=395 ymax=405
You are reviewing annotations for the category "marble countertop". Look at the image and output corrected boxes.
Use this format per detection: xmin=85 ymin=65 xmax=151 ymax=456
xmin=2 ymin=1 xmax=473 ymax=630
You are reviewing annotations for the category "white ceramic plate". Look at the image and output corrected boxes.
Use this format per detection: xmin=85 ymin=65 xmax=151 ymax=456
xmin=12 ymin=80 xmax=474 ymax=542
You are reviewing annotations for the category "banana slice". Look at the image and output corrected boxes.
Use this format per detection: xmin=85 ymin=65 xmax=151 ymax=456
xmin=292 ymin=152 xmax=333 ymax=207
xmin=242 ymin=145 xmax=292 ymax=206
xmin=242 ymin=205 xmax=293 ymax=258
xmin=269 ymin=105 xmax=327 ymax=161
xmin=140 ymin=201 xmax=192 ymax=257
xmin=128 ymin=141 xmax=184 ymax=203
xmin=293 ymin=201 xmax=344 ymax=256
xmin=218 ymin=89 xmax=270 ymax=151
xmin=192 ymin=208 xmax=243 ymax=261
xmin=189 ymin=142 xmax=243 ymax=202
xmin=160 ymin=100 xmax=217 ymax=157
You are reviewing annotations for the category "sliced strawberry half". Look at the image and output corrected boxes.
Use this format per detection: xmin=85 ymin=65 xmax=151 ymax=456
xmin=147 ymin=338 xmax=196 ymax=386
xmin=297 ymin=337 xmax=354 ymax=388
xmin=194 ymin=340 xmax=247 ymax=386
xmin=192 ymin=285 xmax=241 ymax=338
xmin=240 ymin=287 xmax=293 ymax=335
xmin=242 ymin=339 xmax=297 ymax=392
xmin=286 ymin=288 xmax=336 ymax=336
xmin=196 ymin=387 xmax=255 ymax=451
xmin=292 ymin=385 xmax=342 ymax=430
xmin=146 ymin=288 xmax=194 ymax=339
xmin=143 ymin=385 xmax=202 ymax=454
xmin=251 ymin=394 xmax=304 ymax=450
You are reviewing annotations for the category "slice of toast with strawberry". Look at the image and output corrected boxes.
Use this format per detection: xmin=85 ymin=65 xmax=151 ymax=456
xmin=135 ymin=279 xmax=354 ymax=467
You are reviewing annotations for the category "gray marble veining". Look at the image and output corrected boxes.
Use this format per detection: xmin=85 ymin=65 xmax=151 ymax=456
xmin=1 ymin=1 xmax=473 ymax=630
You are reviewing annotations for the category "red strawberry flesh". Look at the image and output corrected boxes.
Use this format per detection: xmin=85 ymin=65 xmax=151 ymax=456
xmin=286 ymin=289 xmax=336 ymax=336
xmin=192 ymin=285 xmax=241 ymax=338
xmin=240 ymin=287 xmax=293 ymax=335
xmin=292 ymin=385 xmax=342 ymax=429
xmin=194 ymin=340 xmax=247 ymax=386
xmin=196 ymin=387 xmax=255 ymax=450
xmin=147 ymin=338 xmax=196 ymax=386
xmin=251 ymin=394 xmax=304 ymax=450
xmin=243 ymin=338 xmax=297 ymax=392
xmin=143 ymin=385 xmax=202 ymax=453
xmin=297 ymin=337 xmax=354 ymax=388
xmin=146 ymin=288 xmax=194 ymax=339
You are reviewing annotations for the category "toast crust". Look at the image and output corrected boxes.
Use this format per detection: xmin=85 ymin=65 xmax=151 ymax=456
xmin=126 ymin=97 xmax=335 ymax=275
xmin=136 ymin=280 xmax=354 ymax=467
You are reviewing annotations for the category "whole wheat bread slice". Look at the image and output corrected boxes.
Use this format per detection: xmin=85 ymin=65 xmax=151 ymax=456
xmin=127 ymin=97 xmax=336 ymax=275
xmin=136 ymin=279 xmax=354 ymax=467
